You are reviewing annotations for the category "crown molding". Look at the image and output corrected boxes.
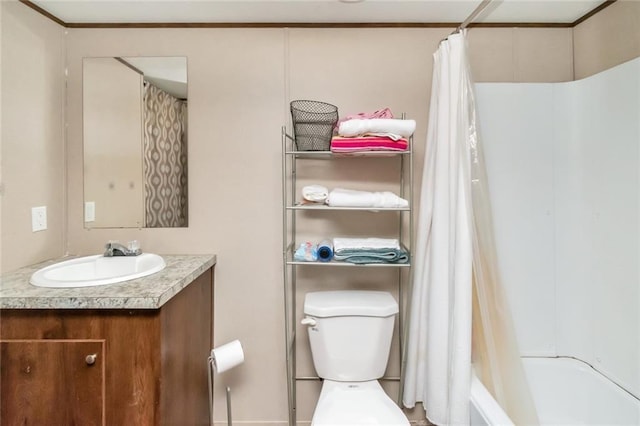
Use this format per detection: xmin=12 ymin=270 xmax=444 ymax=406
xmin=19 ymin=0 xmax=616 ymax=29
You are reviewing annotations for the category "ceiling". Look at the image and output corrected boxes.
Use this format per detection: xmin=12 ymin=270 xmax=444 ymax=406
xmin=28 ymin=0 xmax=610 ymax=26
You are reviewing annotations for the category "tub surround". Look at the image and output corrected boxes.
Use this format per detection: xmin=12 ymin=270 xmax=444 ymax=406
xmin=0 ymin=254 xmax=216 ymax=425
xmin=470 ymin=357 xmax=640 ymax=425
xmin=473 ymin=57 xmax=640 ymax=425
xmin=0 ymin=254 xmax=215 ymax=309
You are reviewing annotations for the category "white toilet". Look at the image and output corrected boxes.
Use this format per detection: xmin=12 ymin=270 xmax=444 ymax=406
xmin=302 ymin=290 xmax=410 ymax=426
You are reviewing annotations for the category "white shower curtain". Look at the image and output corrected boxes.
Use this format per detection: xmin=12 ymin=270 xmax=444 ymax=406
xmin=403 ymin=31 xmax=474 ymax=425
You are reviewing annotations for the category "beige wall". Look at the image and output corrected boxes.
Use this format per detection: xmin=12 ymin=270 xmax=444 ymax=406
xmin=574 ymin=0 xmax=640 ymax=79
xmin=470 ymin=27 xmax=574 ymax=82
xmin=65 ymin=28 xmax=291 ymax=423
xmin=0 ymin=2 xmax=66 ymax=272
xmin=4 ymin=1 xmax=636 ymax=423
xmin=64 ymin=26 xmax=573 ymax=425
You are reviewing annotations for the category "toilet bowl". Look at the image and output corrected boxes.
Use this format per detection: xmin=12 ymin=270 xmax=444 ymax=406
xmin=312 ymin=380 xmax=410 ymax=426
xmin=302 ymin=290 xmax=410 ymax=426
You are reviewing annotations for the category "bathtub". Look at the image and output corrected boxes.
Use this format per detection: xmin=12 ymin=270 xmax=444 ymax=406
xmin=470 ymin=357 xmax=640 ymax=425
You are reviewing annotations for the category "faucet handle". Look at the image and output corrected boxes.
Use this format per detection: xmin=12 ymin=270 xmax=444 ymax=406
xmin=126 ymin=240 xmax=142 ymax=255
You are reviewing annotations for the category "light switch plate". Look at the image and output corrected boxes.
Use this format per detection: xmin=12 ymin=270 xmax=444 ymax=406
xmin=32 ymin=206 xmax=47 ymax=232
xmin=85 ymin=201 xmax=96 ymax=222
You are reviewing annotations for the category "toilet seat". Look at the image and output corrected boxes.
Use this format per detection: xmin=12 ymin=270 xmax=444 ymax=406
xmin=312 ymin=380 xmax=410 ymax=426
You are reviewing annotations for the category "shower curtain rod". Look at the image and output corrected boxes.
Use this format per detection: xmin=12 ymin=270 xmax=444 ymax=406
xmin=452 ymin=0 xmax=493 ymax=34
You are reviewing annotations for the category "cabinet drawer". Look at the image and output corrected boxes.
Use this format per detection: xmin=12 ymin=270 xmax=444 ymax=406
xmin=1 ymin=339 xmax=104 ymax=426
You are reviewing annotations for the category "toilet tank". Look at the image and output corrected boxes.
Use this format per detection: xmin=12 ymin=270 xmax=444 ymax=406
xmin=303 ymin=290 xmax=398 ymax=382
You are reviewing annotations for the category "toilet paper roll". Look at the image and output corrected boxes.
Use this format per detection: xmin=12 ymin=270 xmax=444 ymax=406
xmin=317 ymin=239 xmax=334 ymax=262
xmin=211 ymin=340 xmax=245 ymax=373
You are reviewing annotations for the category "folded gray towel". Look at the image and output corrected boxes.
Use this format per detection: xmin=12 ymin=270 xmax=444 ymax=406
xmin=333 ymin=248 xmax=409 ymax=264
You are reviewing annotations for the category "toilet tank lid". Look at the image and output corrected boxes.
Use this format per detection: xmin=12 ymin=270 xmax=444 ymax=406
xmin=304 ymin=290 xmax=399 ymax=318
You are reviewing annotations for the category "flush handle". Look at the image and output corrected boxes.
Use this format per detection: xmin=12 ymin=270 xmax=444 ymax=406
xmin=301 ymin=317 xmax=316 ymax=327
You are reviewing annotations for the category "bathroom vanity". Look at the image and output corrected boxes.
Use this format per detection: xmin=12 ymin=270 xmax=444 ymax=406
xmin=0 ymin=254 xmax=215 ymax=426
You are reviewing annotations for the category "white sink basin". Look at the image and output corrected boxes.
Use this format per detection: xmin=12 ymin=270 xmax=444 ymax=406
xmin=30 ymin=254 xmax=166 ymax=288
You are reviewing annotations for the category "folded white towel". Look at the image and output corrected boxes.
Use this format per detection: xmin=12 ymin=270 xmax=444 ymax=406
xmin=338 ymin=119 xmax=416 ymax=138
xmin=327 ymin=188 xmax=408 ymax=208
xmin=302 ymin=185 xmax=329 ymax=203
xmin=365 ymin=132 xmax=405 ymax=141
xmin=333 ymin=237 xmax=400 ymax=251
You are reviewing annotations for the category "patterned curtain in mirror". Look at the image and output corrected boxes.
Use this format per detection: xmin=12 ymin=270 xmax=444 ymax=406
xmin=143 ymin=83 xmax=188 ymax=227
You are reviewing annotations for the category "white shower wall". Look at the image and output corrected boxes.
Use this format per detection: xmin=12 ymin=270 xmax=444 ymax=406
xmin=475 ymin=57 xmax=640 ymax=399
xmin=475 ymin=83 xmax=558 ymax=357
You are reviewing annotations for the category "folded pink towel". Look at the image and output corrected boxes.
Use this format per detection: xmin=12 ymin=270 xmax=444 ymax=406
xmin=330 ymin=136 xmax=408 ymax=153
xmin=336 ymin=108 xmax=394 ymax=130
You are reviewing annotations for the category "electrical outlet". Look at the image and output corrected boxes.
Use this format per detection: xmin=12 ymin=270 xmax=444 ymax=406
xmin=85 ymin=201 xmax=96 ymax=222
xmin=32 ymin=206 xmax=47 ymax=232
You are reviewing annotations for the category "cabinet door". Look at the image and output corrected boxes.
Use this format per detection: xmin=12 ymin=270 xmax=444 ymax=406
xmin=1 ymin=340 xmax=104 ymax=426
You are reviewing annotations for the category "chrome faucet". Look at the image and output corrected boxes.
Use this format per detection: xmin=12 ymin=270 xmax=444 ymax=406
xmin=104 ymin=241 xmax=142 ymax=257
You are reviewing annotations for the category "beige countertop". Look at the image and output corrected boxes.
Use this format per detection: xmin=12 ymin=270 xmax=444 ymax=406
xmin=0 ymin=254 xmax=216 ymax=310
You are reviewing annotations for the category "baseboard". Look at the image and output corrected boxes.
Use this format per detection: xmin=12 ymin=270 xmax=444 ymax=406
xmin=214 ymin=422 xmax=290 ymax=426
xmin=213 ymin=420 xmax=430 ymax=426
xmin=213 ymin=422 xmax=292 ymax=426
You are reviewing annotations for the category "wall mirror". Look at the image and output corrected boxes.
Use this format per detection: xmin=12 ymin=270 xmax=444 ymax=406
xmin=83 ymin=56 xmax=188 ymax=228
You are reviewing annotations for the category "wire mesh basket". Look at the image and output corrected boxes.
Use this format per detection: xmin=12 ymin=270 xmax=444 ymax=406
xmin=290 ymin=100 xmax=338 ymax=151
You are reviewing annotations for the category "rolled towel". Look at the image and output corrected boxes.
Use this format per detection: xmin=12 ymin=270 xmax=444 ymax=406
xmin=333 ymin=237 xmax=400 ymax=251
xmin=327 ymin=188 xmax=408 ymax=208
xmin=338 ymin=119 xmax=416 ymax=138
xmin=302 ymin=185 xmax=329 ymax=203
xmin=317 ymin=239 xmax=334 ymax=262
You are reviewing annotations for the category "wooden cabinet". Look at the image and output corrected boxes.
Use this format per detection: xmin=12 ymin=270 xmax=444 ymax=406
xmin=0 ymin=267 xmax=214 ymax=426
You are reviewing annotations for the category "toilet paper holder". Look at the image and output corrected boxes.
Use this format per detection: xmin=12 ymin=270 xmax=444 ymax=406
xmin=207 ymin=357 xmax=232 ymax=426
xmin=207 ymin=340 xmax=245 ymax=426
xmin=208 ymin=357 xmax=234 ymax=426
